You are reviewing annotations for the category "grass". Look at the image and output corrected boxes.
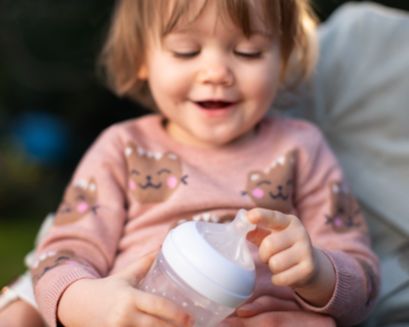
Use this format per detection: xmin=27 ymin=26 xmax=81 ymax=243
xmin=0 ymin=216 xmax=44 ymax=286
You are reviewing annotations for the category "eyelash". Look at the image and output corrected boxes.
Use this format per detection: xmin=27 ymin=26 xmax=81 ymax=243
xmin=172 ymin=51 xmax=199 ymax=58
xmin=172 ymin=50 xmax=262 ymax=59
xmin=234 ymin=51 xmax=262 ymax=59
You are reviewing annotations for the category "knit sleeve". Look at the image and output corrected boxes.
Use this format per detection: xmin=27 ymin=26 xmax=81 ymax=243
xmin=31 ymin=125 xmax=128 ymax=327
xmin=294 ymin=123 xmax=380 ymax=326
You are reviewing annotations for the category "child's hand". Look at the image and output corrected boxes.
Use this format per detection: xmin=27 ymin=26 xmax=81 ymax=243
xmin=246 ymin=208 xmax=335 ymax=307
xmin=58 ymin=252 xmax=193 ymax=327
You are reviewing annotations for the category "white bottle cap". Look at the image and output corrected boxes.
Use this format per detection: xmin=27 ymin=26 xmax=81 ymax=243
xmin=162 ymin=220 xmax=256 ymax=308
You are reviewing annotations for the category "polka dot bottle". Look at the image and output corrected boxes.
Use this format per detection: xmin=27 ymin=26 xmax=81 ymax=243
xmin=139 ymin=209 xmax=256 ymax=327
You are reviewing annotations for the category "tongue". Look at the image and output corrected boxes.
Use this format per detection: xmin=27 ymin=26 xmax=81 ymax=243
xmin=198 ymin=101 xmax=230 ymax=109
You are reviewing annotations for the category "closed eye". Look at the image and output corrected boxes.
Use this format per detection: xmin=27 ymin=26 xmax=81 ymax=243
xmin=130 ymin=169 xmax=140 ymax=175
xmin=234 ymin=50 xmax=262 ymax=59
xmin=257 ymin=180 xmax=271 ymax=186
xmin=157 ymin=168 xmax=172 ymax=175
xmin=172 ymin=50 xmax=200 ymax=58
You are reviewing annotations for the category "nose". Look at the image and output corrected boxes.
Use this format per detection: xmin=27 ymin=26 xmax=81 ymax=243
xmin=197 ymin=56 xmax=234 ymax=86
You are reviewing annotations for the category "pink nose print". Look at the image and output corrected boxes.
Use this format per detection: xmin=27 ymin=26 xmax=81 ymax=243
xmin=77 ymin=202 xmax=89 ymax=213
xmin=252 ymin=188 xmax=264 ymax=199
xmin=167 ymin=176 xmax=178 ymax=189
xmin=334 ymin=217 xmax=343 ymax=227
xmin=128 ymin=180 xmax=137 ymax=191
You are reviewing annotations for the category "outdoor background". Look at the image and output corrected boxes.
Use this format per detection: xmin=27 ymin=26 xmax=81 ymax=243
xmin=0 ymin=0 xmax=408 ymax=286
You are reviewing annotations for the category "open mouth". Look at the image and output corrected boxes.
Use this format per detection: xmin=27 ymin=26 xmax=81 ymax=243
xmin=195 ymin=100 xmax=233 ymax=110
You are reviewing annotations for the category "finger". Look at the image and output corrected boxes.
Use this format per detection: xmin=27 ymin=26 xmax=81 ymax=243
xmin=246 ymin=227 xmax=270 ymax=247
xmin=133 ymin=289 xmax=192 ymax=327
xmin=219 ymin=317 xmax=245 ymax=327
xmin=247 ymin=208 xmax=295 ymax=234
xmin=271 ymin=262 xmax=313 ymax=288
xmin=246 ymin=209 xmax=293 ymax=247
xmin=236 ymin=296 xmax=299 ymax=318
xmin=247 ymin=208 xmax=292 ymax=231
xmin=130 ymin=311 xmax=177 ymax=327
xmin=120 ymin=251 xmax=158 ymax=281
xmin=267 ymin=245 xmax=300 ymax=275
xmin=258 ymin=231 xmax=294 ymax=263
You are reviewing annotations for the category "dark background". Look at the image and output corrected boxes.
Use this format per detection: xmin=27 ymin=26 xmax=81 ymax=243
xmin=0 ymin=1 xmax=408 ymax=284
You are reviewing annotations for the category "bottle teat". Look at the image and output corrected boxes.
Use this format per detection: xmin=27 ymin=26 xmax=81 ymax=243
xmin=226 ymin=209 xmax=256 ymax=235
xmin=197 ymin=209 xmax=255 ymax=270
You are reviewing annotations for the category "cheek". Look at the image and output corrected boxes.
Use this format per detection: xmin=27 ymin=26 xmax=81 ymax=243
xmin=241 ymin=58 xmax=280 ymax=105
xmin=252 ymin=74 xmax=279 ymax=105
xmin=148 ymin=61 xmax=191 ymax=105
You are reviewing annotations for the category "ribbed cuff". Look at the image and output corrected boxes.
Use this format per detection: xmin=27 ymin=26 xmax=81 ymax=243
xmin=34 ymin=263 xmax=99 ymax=327
xmin=294 ymin=250 xmax=368 ymax=326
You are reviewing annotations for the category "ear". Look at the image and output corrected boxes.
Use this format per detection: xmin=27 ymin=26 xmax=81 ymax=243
xmin=137 ymin=63 xmax=149 ymax=80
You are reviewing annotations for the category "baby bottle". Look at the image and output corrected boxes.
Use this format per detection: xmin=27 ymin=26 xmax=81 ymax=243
xmin=139 ymin=209 xmax=256 ymax=327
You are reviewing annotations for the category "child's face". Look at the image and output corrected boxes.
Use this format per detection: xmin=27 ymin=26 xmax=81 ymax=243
xmin=140 ymin=0 xmax=281 ymax=148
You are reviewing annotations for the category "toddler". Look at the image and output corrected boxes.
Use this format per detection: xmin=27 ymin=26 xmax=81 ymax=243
xmin=0 ymin=0 xmax=379 ymax=326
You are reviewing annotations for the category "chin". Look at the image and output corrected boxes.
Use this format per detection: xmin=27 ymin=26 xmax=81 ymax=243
xmin=202 ymin=134 xmax=240 ymax=147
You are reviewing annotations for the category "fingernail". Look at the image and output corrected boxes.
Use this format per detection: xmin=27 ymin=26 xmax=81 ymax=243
xmin=236 ymin=304 xmax=257 ymax=317
xmin=185 ymin=315 xmax=195 ymax=327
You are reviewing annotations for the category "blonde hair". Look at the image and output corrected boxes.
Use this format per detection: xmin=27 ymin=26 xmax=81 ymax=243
xmin=99 ymin=0 xmax=317 ymax=107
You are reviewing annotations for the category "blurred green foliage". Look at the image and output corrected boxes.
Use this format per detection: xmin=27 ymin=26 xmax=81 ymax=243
xmin=0 ymin=0 xmax=408 ymax=286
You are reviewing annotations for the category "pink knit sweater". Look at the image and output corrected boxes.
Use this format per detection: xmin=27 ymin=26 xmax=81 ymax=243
xmin=32 ymin=114 xmax=379 ymax=326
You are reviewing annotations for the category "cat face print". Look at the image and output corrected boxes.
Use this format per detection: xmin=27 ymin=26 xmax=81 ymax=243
xmin=244 ymin=151 xmax=296 ymax=213
xmin=325 ymin=182 xmax=361 ymax=232
xmin=31 ymin=250 xmax=77 ymax=284
xmin=125 ymin=143 xmax=188 ymax=203
xmin=54 ymin=178 xmax=98 ymax=226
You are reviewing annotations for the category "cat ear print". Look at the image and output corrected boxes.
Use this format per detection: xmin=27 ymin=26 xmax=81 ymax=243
xmin=331 ymin=181 xmax=351 ymax=194
xmin=272 ymin=155 xmax=287 ymax=167
xmin=167 ymin=153 xmax=179 ymax=161
xmin=250 ymin=172 xmax=262 ymax=181
xmin=153 ymin=152 xmax=163 ymax=160
xmin=124 ymin=142 xmax=136 ymax=157
xmin=332 ymin=183 xmax=340 ymax=193
xmin=268 ymin=150 xmax=297 ymax=172
xmin=74 ymin=179 xmax=88 ymax=189
xmin=88 ymin=178 xmax=97 ymax=193
xmin=73 ymin=178 xmax=97 ymax=192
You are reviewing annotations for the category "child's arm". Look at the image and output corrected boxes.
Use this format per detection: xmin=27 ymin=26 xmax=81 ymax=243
xmin=238 ymin=121 xmax=379 ymax=326
xmin=31 ymin=125 xmax=131 ymax=326
xmin=57 ymin=253 xmax=193 ymax=327
xmin=246 ymin=208 xmax=336 ymax=307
